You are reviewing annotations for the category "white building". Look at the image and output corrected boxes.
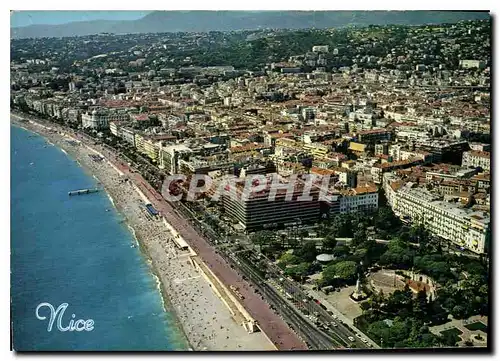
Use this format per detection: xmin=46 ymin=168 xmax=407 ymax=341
xmin=81 ymin=110 xmax=130 ymax=130
xmin=462 ymin=150 xmax=490 ymax=171
xmin=312 ymin=45 xmax=329 ymax=53
xmin=338 ymin=183 xmax=378 ymax=214
xmin=469 ymin=143 xmax=491 ymax=152
xmin=459 ymin=59 xmax=486 ymax=69
xmin=390 ymin=185 xmax=489 ymax=254
xmin=159 ymin=144 xmax=192 ymax=174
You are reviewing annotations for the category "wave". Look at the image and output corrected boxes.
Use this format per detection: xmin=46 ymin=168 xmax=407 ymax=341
xmin=151 ymin=272 xmax=168 ymax=314
xmin=127 ymin=224 xmax=140 ymax=247
xmin=107 ymin=193 xmax=116 ymax=208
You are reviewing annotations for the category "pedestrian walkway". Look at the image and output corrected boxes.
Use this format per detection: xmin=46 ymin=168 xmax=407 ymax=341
xmin=430 ymin=315 xmax=488 ymax=347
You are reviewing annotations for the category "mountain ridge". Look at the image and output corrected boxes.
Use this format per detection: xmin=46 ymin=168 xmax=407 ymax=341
xmin=11 ymin=10 xmax=490 ymax=39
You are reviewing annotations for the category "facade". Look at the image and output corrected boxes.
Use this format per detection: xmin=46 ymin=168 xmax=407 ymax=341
xmin=371 ymin=158 xmax=425 ymax=184
xmin=357 ymin=129 xmax=393 ymax=144
xmin=312 ymin=45 xmax=329 ymax=53
xmin=338 ymin=184 xmax=379 ymax=214
xmin=221 ymin=175 xmax=321 ymax=231
xmin=109 ymin=121 xmax=120 ymax=137
xmin=462 ymin=150 xmax=490 ymax=171
xmin=81 ymin=110 xmax=129 ymax=130
xmin=134 ymin=133 xmax=147 ymax=155
xmin=417 ymin=140 xmax=469 ymax=164
xmin=349 ymin=142 xmax=368 ymax=153
xmin=391 ymin=185 xmax=490 ymax=254
xmin=159 ymin=144 xmax=192 ymax=174
xmin=338 ymin=169 xmax=358 ymax=188
xmin=469 ymin=143 xmax=491 ymax=152
xmin=120 ymin=127 xmax=136 ymax=147
xmin=143 ymin=138 xmax=161 ymax=163
xmin=459 ymin=59 xmax=486 ymax=69
xmin=302 ymin=142 xmax=329 ymax=158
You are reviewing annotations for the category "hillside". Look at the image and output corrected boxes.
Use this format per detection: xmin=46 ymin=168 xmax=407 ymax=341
xmin=11 ymin=11 xmax=490 ymax=39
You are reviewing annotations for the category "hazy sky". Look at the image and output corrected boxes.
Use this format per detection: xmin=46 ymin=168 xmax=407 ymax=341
xmin=10 ymin=11 xmax=151 ymax=27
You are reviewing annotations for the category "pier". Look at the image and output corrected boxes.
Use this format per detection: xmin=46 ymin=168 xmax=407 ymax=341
xmin=68 ymin=188 xmax=100 ymax=196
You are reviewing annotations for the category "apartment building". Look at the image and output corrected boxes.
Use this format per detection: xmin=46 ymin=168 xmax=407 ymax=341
xmin=357 ymin=129 xmax=393 ymax=144
xmin=81 ymin=110 xmax=130 ymax=130
xmin=221 ymin=174 xmax=321 ymax=231
xmin=121 ymin=127 xmax=136 ymax=147
xmin=391 ymin=185 xmax=490 ymax=254
xmin=337 ymin=183 xmax=379 ymax=214
xmin=462 ymin=150 xmax=490 ymax=171
xmin=302 ymin=142 xmax=329 ymax=158
xmin=371 ymin=158 xmax=425 ymax=184
xmin=459 ymin=59 xmax=486 ymax=69
xmin=134 ymin=133 xmax=147 ymax=156
xmin=143 ymin=138 xmax=161 ymax=163
xmin=159 ymin=144 xmax=192 ymax=174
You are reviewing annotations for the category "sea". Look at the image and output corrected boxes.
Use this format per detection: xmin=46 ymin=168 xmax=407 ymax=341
xmin=10 ymin=125 xmax=189 ymax=351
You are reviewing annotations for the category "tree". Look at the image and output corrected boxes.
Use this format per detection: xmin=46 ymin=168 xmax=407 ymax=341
xmin=331 ymin=214 xmax=353 ymax=238
xmin=334 ymin=260 xmax=358 ymax=281
xmin=410 ymin=224 xmax=432 ymax=252
xmin=298 ymin=229 xmax=309 ymax=241
xmin=413 ymin=290 xmax=429 ymax=319
xmin=323 ymin=260 xmax=358 ymax=285
xmin=352 ymin=226 xmax=368 ymax=248
xmin=385 ymin=286 xmax=414 ymax=318
xmin=251 ymin=230 xmax=274 ymax=252
xmin=322 ymin=264 xmax=337 ymax=286
xmin=451 ymin=304 xmax=467 ymax=319
xmin=278 ymin=252 xmax=300 ymax=267
xmin=440 ymin=332 xmax=459 ymax=347
xmin=295 ymin=240 xmax=318 ymax=263
xmin=322 ymin=233 xmax=337 ymax=253
xmin=374 ymin=206 xmax=401 ymax=232
xmin=427 ymin=299 xmax=449 ymax=325
xmin=367 ymin=321 xmax=391 ymax=346
xmin=333 ymin=244 xmax=350 ymax=257
xmin=285 ymin=262 xmax=311 ymax=282
xmin=378 ymin=237 xmax=415 ymax=269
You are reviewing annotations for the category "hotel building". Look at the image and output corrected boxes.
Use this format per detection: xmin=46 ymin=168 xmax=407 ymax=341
xmin=387 ymin=184 xmax=489 ymax=254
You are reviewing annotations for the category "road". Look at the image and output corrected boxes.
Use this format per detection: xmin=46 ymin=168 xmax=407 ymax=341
xmin=69 ymin=129 xmax=309 ymax=351
xmin=16 ymin=115 xmax=370 ymax=350
xmin=231 ymin=253 xmax=337 ymax=350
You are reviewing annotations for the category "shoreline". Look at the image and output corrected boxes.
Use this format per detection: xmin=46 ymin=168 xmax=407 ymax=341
xmin=11 ymin=113 xmax=276 ymax=351
xmin=11 ymin=118 xmax=193 ymax=351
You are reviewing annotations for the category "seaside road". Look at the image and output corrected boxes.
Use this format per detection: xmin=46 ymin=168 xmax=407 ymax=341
xmin=131 ymin=174 xmax=308 ymax=350
xmin=80 ymin=140 xmax=308 ymax=350
xmin=125 ymin=184 xmax=305 ymax=348
xmin=13 ymin=117 xmax=306 ymax=350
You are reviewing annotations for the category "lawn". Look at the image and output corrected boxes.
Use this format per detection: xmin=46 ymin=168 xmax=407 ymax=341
xmin=440 ymin=327 xmax=463 ymax=343
xmin=465 ymin=321 xmax=488 ymax=334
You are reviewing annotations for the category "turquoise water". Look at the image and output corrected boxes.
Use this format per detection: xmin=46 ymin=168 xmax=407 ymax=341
xmin=10 ymin=125 xmax=188 ymax=351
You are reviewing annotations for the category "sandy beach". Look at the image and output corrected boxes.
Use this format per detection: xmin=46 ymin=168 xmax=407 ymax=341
xmin=11 ymin=114 xmax=276 ymax=351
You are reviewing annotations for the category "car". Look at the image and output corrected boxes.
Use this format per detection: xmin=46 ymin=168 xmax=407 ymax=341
xmin=331 ymin=322 xmax=338 ymax=327
xmin=362 ymin=338 xmax=368 ymax=344
xmin=348 ymin=336 xmax=355 ymax=342
xmin=356 ymin=334 xmax=362 ymax=339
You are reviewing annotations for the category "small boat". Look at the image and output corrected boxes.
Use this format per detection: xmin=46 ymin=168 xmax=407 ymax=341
xmin=105 ymin=209 xmax=110 ymax=212
xmin=29 ymin=162 xmax=34 ymax=166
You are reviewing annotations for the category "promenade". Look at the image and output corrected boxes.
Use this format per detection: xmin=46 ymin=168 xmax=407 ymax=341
xmin=12 ymin=114 xmax=306 ymax=351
